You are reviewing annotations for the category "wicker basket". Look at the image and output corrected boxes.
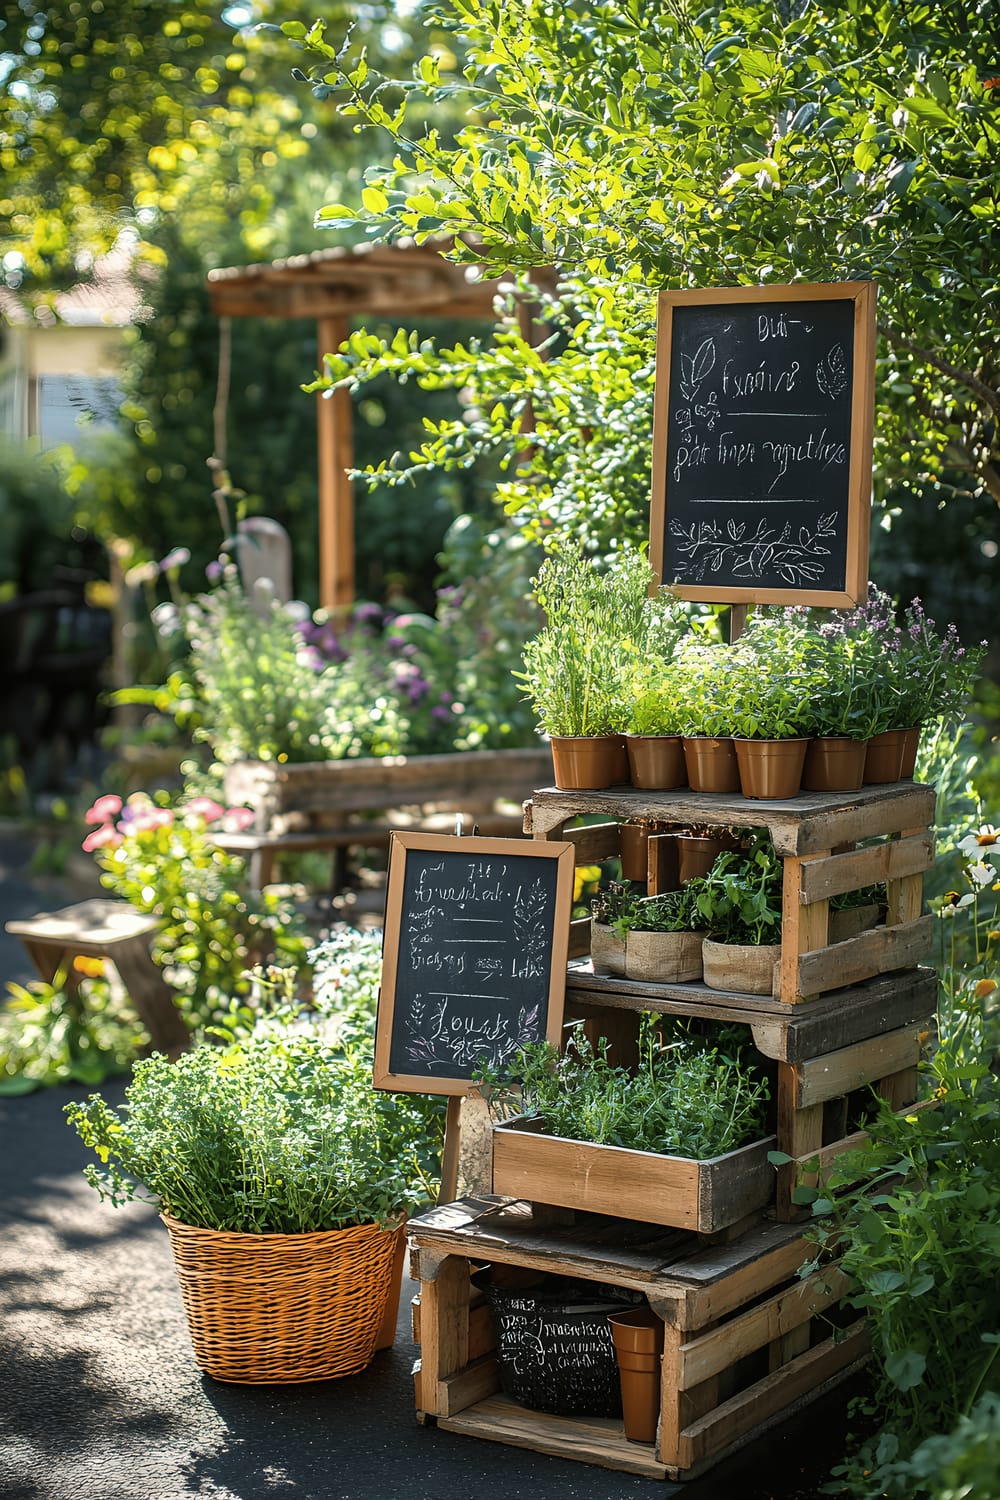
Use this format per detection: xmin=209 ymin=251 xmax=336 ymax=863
xmin=162 ymin=1213 xmax=405 ymax=1383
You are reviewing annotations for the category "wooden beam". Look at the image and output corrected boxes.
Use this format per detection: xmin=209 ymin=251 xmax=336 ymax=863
xmin=316 ymin=314 xmax=354 ymax=611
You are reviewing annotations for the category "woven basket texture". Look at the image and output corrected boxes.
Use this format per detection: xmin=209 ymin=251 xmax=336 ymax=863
xmin=162 ymin=1213 xmax=404 ymax=1383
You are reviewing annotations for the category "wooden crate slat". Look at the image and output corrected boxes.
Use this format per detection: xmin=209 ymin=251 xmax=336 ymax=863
xmin=794 ymin=1025 xmax=923 ymax=1109
xmin=678 ymin=1264 xmax=850 ymax=1389
xmin=678 ymin=1322 xmax=869 ymax=1468
xmin=440 ymin=1395 xmax=670 ymax=1478
xmin=559 ymin=822 xmax=622 ymax=861
xmin=799 ymin=834 xmax=935 ymax=903
xmin=567 ymin=916 xmax=592 ymax=960
xmin=796 ymin=914 xmax=934 ymax=994
xmin=436 ymin=1355 xmax=501 ymax=1416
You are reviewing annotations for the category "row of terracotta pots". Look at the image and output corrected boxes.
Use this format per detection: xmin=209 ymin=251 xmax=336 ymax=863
xmin=551 ymin=727 xmax=920 ymax=799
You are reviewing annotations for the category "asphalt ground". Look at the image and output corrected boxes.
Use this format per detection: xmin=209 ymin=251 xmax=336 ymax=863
xmin=0 ymin=825 xmax=857 ymax=1500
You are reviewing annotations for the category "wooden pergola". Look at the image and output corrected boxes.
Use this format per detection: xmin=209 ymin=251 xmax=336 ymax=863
xmin=207 ymin=237 xmax=528 ymax=610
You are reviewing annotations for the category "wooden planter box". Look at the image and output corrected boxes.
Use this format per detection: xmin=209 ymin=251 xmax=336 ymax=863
xmin=223 ymin=746 xmax=554 ymax=833
xmin=492 ymin=1117 xmax=776 ymax=1233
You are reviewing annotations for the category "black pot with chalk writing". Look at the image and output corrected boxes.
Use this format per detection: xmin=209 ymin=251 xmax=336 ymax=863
xmin=475 ymin=1267 xmax=640 ymax=1417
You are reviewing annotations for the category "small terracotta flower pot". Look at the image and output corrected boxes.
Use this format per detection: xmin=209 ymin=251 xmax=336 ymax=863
xmin=676 ymin=833 xmax=733 ymax=883
xmin=625 ymin=735 xmax=686 ymax=790
xmin=899 ymin=726 xmax=921 ymax=780
xmin=802 ymin=736 xmax=868 ymax=793
xmin=863 ymin=730 xmax=909 ymax=785
xmin=619 ymin=823 xmax=651 ymax=882
xmin=609 ymin=1308 xmax=664 ymax=1445
xmin=682 ymin=737 xmax=741 ymax=793
xmin=734 ymin=738 xmax=809 ymax=800
xmin=550 ymin=735 xmax=627 ymax=790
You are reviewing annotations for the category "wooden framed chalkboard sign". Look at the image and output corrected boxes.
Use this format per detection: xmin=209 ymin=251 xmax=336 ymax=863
xmin=650 ymin=281 xmax=877 ymax=606
xmin=374 ymin=832 xmax=575 ymax=1095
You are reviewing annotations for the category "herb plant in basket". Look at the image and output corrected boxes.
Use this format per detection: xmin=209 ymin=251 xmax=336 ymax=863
xmin=483 ymin=1021 xmax=774 ymax=1233
xmin=65 ymin=964 xmax=443 ymax=1384
xmin=687 ymin=834 xmax=784 ymax=996
xmin=617 ymin=887 xmax=706 ymax=984
xmin=590 ymin=881 xmax=640 ymax=977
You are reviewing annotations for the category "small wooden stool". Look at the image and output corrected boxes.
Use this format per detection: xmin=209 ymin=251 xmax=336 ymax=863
xmin=5 ymin=898 xmax=190 ymax=1057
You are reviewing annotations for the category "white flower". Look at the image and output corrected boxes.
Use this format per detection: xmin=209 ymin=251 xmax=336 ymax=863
xmin=959 ymin=824 xmax=999 ymax=859
xmin=970 ymin=862 xmax=996 ymax=887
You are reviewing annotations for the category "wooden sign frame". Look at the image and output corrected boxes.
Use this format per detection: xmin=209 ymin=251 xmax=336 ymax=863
xmin=650 ymin=281 xmax=877 ymax=607
xmin=374 ymin=831 xmax=575 ymax=1096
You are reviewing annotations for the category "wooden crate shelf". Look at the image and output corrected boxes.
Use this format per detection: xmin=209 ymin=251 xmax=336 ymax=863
xmin=523 ymin=780 xmax=935 ymax=1222
xmin=409 ymin=1196 xmax=868 ymax=1481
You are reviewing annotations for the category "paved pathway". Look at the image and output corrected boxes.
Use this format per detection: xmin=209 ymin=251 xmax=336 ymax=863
xmin=0 ymin=827 xmax=854 ymax=1500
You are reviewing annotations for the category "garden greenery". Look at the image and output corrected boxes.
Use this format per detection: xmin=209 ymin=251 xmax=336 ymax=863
xmin=685 ymin=834 xmax=784 ymax=947
xmin=480 ymin=1019 xmax=769 ymax=1161
xmin=66 ymin=927 xmax=445 ymax=1233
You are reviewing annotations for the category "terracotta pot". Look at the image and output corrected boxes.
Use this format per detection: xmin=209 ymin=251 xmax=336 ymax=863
xmin=619 ymin=823 xmax=650 ymax=882
xmin=702 ymin=938 xmax=781 ymax=996
xmin=591 ymin=919 xmax=627 ymax=977
xmin=682 ymin=736 xmax=741 ymax=794
xmin=864 ymin=729 xmax=910 ymax=785
xmin=609 ymin=1308 xmax=664 ymax=1445
xmin=899 ymin=726 xmax=921 ymax=780
xmin=625 ymin=735 xmax=686 ymax=791
xmin=802 ymin=736 xmax=868 ymax=793
xmin=734 ymin=738 xmax=809 ymax=800
xmin=625 ymin=928 xmax=705 ymax=984
xmin=676 ymin=833 xmax=732 ymax=884
xmin=550 ymin=735 xmax=627 ymax=790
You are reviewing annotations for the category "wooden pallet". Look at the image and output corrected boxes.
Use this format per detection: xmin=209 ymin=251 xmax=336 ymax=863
xmin=409 ymin=1197 xmax=867 ymax=1481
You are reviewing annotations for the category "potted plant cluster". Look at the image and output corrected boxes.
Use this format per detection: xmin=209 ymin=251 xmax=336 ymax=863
xmin=590 ymin=881 xmax=638 ymax=976
xmin=685 ymin=834 xmax=785 ymax=996
xmin=483 ymin=1021 xmax=774 ymax=1233
xmin=516 ymin=546 xmax=688 ymax=789
xmin=66 ymin=937 xmax=444 ymax=1384
xmin=618 ymin=887 xmax=707 ymax=984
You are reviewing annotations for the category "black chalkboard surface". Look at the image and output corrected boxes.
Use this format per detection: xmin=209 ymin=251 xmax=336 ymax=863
xmin=374 ymin=833 xmax=575 ymax=1095
xmin=650 ymin=282 xmax=876 ymax=606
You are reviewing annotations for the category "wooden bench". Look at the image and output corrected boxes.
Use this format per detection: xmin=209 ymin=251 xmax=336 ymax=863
xmin=5 ymin=898 xmax=190 ymax=1057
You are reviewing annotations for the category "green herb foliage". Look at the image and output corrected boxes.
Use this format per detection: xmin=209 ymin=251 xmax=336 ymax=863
xmin=482 ymin=1020 xmax=769 ymax=1161
xmin=686 ymin=834 xmax=783 ymax=947
xmin=0 ymin=970 xmax=143 ymax=1095
xmin=66 ymin=928 xmax=444 ymax=1233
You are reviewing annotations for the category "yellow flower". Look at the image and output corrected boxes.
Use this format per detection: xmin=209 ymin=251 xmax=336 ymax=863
xmin=974 ymin=978 xmax=998 ymax=1000
xmin=934 ymin=1085 xmax=948 ymax=1099
xmin=73 ymin=955 xmax=105 ymax=978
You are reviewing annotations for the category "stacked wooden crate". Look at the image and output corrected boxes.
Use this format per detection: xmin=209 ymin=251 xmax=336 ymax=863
xmin=408 ymin=780 xmax=937 ymax=1478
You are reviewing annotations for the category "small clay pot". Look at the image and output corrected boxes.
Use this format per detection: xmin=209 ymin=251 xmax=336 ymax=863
xmin=550 ymin=735 xmax=628 ymax=790
xmin=734 ymin=738 xmax=809 ymax=800
xmin=802 ymin=736 xmax=868 ymax=793
xmin=609 ymin=1308 xmax=664 ymax=1445
xmin=682 ymin=736 xmax=741 ymax=794
xmin=625 ymin=735 xmax=686 ymax=791
xmin=864 ymin=730 xmax=909 ymax=785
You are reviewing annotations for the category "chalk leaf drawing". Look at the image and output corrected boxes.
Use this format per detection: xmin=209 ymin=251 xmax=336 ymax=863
xmin=679 ymin=337 xmax=717 ymax=402
xmin=669 ymin=513 xmax=838 ymax=585
xmin=816 ymin=343 xmax=848 ymax=399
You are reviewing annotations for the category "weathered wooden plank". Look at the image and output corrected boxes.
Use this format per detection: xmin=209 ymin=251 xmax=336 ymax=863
xmin=560 ymin=822 xmax=622 ymax=861
xmin=419 ymin=1256 xmax=474 ymax=1416
xmin=441 ymin=1395 xmax=670 ymax=1478
xmin=468 ymin=1300 xmax=495 ymax=1362
xmin=435 ymin=1355 xmax=501 ymax=1416
xmin=796 ymin=914 xmax=934 ymax=994
xmin=780 ymin=853 xmax=831 ymax=1002
xmin=524 ymin=783 xmax=935 ymax=853
xmin=795 ymin=1025 xmax=923 ymax=1109
xmin=679 ymin=1323 xmax=869 ymax=1468
xmin=799 ymin=833 xmax=935 ymax=903
xmin=776 ymin=1065 xmax=824 ymax=1220
xmin=678 ymin=1265 xmax=851 ymax=1389
xmin=568 ymin=916 xmax=591 ymax=960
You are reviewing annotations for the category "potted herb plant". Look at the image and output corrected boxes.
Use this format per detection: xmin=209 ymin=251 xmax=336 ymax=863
xmin=687 ymin=834 xmax=784 ymax=996
xmin=727 ymin=616 xmax=814 ymax=799
xmin=65 ymin=942 xmax=443 ymax=1384
xmin=672 ymin=640 xmax=742 ymax=792
xmin=590 ymin=881 xmax=639 ymax=976
xmin=625 ymin=664 xmax=688 ymax=790
xmin=797 ymin=624 xmax=882 ymax=792
xmin=484 ymin=1022 xmax=774 ymax=1233
xmin=517 ymin=547 xmax=688 ymax=789
xmin=619 ymin=887 xmax=706 ymax=984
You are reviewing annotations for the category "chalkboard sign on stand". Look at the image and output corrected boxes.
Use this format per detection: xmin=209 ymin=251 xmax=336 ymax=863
xmin=650 ymin=281 xmax=876 ymax=606
xmin=374 ymin=832 xmax=575 ymax=1096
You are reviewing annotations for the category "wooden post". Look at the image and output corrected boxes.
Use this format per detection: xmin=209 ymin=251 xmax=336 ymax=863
xmin=439 ymin=1095 xmax=463 ymax=1205
xmin=316 ymin=314 xmax=354 ymax=612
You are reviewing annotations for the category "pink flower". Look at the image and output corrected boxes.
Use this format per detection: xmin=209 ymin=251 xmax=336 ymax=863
xmin=183 ymin=797 xmax=226 ymax=825
xmin=84 ymin=794 xmax=123 ymax=826
xmin=82 ymin=825 xmax=123 ymax=852
xmin=123 ymin=806 xmax=173 ymax=833
xmin=222 ymin=806 xmax=256 ymax=831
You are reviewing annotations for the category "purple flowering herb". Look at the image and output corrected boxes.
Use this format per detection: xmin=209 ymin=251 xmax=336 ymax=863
xmin=205 ymin=559 xmax=224 ymax=583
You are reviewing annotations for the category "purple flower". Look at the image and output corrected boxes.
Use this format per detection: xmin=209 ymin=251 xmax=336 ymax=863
xmin=205 ymin=559 xmax=224 ymax=583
